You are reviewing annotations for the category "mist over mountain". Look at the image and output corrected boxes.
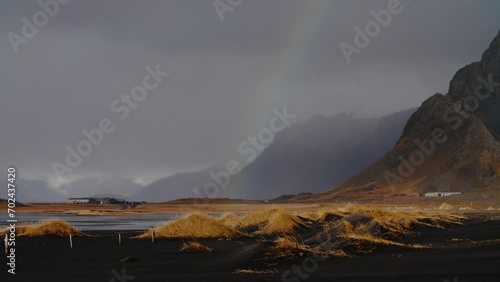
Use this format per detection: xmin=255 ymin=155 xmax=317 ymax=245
xmin=135 ymin=109 xmax=414 ymax=202
xmin=2 ymin=1 xmax=499 ymax=193
xmin=302 ymin=31 xmax=500 ymax=202
xmin=0 ymin=177 xmax=67 ymax=203
xmin=0 ymin=176 xmax=140 ymax=203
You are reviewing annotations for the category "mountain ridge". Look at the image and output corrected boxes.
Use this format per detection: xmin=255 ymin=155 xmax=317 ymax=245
xmin=135 ymin=109 xmax=415 ymax=202
xmin=300 ymin=30 xmax=500 ymax=202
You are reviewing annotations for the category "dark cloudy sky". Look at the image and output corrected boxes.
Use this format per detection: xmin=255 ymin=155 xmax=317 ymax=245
xmin=1 ymin=0 xmax=499 ymax=200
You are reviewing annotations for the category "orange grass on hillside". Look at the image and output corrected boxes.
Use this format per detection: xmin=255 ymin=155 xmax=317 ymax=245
xmin=136 ymin=213 xmax=244 ymax=239
xmin=234 ymin=268 xmax=275 ymax=274
xmin=299 ymin=205 xmax=464 ymax=255
xmin=217 ymin=213 xmax=241 ymax=226
xmin=16 ymin=219 xmax=86 ymax=237
xmin=131 ymin=202 xmax=468 ymax=263
xmin=438 ymin=203 xmax=454 ymax=210
xmin=180 ymin=241 xmax=213 ymax=252
xmin=223 ymin=208 xmax=308 ymax=235
xmin=312 ymin=204 xmax=464 ymax=235
xmin=313 ymin=207 xmax=347 ymax=221
xmin=329 ymin=220 xmax=407 ymax=246
xmin=322 ymin=219 xmax=428 ymax=253
xmin=266 ymin=234 xmax=348 ymax=260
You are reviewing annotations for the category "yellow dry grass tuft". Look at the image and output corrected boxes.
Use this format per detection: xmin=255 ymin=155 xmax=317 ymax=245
xmin=266 ymin=234 xmax=348 ymax=259
xmin=312 ymin=207 xmax=347 ymax=221
xmin=136 ymin=213 xmax=243 ymax=239
xmin=217 ymin=213 xmax=241 ymax=226
xmin=438 ymin=203 xmax=454 ymax=210
xmin=306 ymin=205 xmax=462 ymax=254
xmin=17 ymin=219 xmax=85 ymax=237
xmin=312 ymin=219 xmax=430 ymax=255
xmin=180 ymin=241 xmax=213 ymax=252
xmin=332 ymin=220 xmax=406 ymax=247
xmin=225 ymin=208 xmax=308 ymax=235
xmin=234 ymin=268 xmax=275 ymax=274
xmin=336 ymin=205 xmax=464 ymax=234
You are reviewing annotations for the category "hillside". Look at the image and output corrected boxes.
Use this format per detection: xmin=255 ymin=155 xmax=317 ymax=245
xmin=222 ymin=109 xmax=415 ymax=199
xmin=304 ymin=31 xmax=500 ymax=202
xmin=135 ymin=109 xmax=414 ymax=201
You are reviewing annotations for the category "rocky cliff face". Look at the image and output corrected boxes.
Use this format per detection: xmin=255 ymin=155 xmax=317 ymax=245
xmin=308 ymin=31 xmax=500 ymax=201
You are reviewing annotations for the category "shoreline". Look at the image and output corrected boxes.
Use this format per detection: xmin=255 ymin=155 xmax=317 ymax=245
xmin=2 ymin=201 xmax=499 ymax=217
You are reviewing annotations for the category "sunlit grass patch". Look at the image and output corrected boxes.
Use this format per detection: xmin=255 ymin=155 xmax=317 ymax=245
xmin=233 ymin=268 xmax=275 ymax=274
xmin=135 ymin=213 xmax=244 ymax=239
xmin=224 ymin=208 xmax=308 ymax=235
xmin=16 ymin=218 xmax=85 ymax=237
xmin=266 ymin=234 xmax=348 ymax=260
xmin=180 ymin=240 xmax=213 ymax=252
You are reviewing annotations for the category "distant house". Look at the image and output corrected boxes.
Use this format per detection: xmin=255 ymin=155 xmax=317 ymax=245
xmin=67 ymin=197 xmax=98 ymax=204
xmin=99 ymin=197 xmax=126 ymax=205
xmin=68 ymin=197 xmax=136 ymax=205
xmin=99 ymin=197 xmax=111 ymax=204
xmin=425 ymin=192 xmax=462 ymax=197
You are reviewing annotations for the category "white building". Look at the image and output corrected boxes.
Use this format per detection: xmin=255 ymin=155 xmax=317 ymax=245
xmin=67 ymin=198 xmax=98 ymax=204
xmin=425 ymin=192 xmax=462 ymax=197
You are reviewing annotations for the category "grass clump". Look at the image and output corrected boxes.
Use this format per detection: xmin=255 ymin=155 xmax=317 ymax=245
xmin=180 ymin=240 xmax=213 ymax=252
xmin=17 ymin=219 xmax=85 ymax=237
xmin=318 ymin=204 xmax=464 ymax=236
xmin=217 ymin=213 xmax=241 ymax=226
xmin=305 ymin=205 xmax=463 ymax=255
xmin=332 ymin=220 xmax=406 ymax=247
xmin=136 ymin=213 xmax=243 ymax=239
xmin=438 ymin=203 xmax=454 ymax=210
xmin=313 ymin=207 xmax=347 ymax=222
xmin=234 ymin=268 xmax=275 ymax=274
xmin=227 ymin=208 xmax=308 ymax=235
xmin=266 ymin=235 xmax=348 ymax=260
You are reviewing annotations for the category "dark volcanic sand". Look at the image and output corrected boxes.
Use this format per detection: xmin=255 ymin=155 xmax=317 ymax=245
xmin=1 ymin=215 xmax=499 ymax=282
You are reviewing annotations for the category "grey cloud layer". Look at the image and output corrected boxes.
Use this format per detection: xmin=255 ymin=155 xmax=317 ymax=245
xmin=1 ymin=0 xmax=499 ymax=197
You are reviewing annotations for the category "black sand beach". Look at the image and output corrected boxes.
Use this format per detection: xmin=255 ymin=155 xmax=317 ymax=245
xmin=2 ymin=214 xmax=499 ymax=282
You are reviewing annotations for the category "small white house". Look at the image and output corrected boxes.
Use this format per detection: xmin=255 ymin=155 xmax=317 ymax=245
xmin=67 ymin=198 xmax=98 ymax=204
xmin=425 ymin=192 xmax=462 ymax=197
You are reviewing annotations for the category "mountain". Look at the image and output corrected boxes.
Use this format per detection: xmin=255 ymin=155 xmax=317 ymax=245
xmin=134 ymin=169 xmax=215 ymax=202
xmin=221 ymin=110 xmax=415 ymax=200
xmin=0 ymin=177 xmax=68 ymax=203
xmin=91 ymin=193 xmax=134 ymax=201
xmin=135 ymin=109 xmax=414 ymax=202
xmin=303 ymin=31 xmax=500 ymax=202
xmin=59 ymin=177 xmax=142 ymax=198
